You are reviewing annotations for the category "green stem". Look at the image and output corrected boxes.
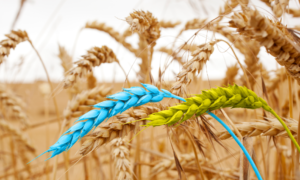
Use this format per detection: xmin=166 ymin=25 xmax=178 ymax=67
xmin=270 ymin=109 xmax=300 ymax=153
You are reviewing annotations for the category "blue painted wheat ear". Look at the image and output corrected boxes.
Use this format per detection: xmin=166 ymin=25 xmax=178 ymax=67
xmin=28 ymin=83 xmax=185 ymax=163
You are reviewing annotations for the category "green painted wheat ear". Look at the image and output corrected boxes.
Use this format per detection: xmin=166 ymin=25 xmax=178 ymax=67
xmin=142 ymin=84 xmax=300 ymax=153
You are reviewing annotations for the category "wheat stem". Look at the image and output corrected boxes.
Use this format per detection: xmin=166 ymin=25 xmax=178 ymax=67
xmin=270 ymin=109 xmax=300 ymax=153
xmin=207 ymin=111 xmax=263 ymax=180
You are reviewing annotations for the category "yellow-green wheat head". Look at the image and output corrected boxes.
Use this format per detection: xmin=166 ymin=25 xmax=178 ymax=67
xmin=143 ymin=84 xmax=271 ymax=127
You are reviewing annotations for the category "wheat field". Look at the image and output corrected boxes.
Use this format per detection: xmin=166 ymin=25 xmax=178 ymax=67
xmin=1 ymin=0 xmax=300 ymax=180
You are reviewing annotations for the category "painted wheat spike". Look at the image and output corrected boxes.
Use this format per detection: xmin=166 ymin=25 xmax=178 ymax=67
xmin=217 ymin=118 xmax=298 ymax=139
xmin=143 ymin=84 xmax=273 ymax=127
xmin=30 ymin=84 xmax=184 ymax=162
xmin=229 ymin=9 xmax=300 ymax=83
xmin=64 ymin=46 xmax=119 ymax=88
xmin=171 ymin=41 xmax=216 ymax=95
xmin=125 ymin=10 xmax=160 ymax=45
xmin=111 ymin=137 xmax=133 ymax=180
xmin=80 ymin=103 xmax=165 ymax=156
xmin=0 ymin=30 xmax=28 ymax=64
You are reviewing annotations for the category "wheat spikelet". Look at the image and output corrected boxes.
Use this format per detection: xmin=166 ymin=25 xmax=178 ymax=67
xmin=222 ymin=63 xmax=239 ymax=86
xmin=111 ymin=137 xmax=133 ymax=180
xmin=0 ymin=119 xmax=35 ymax=153
xmin=0 ymin=30 xmax=28 ymax=64
xmin=125 ymin=10 xmax=160 ymax=45
xmin=159 ymin=21 xmax=181 ymax=28
xmin=79 ymin=103 xmax=164 ymax=156
xmin=229 ymin=9 xmax=300 ymax=83
xmin=0 ymin=85 xmax=29 ymax=127
xmin=171 ymin=41 xmax=216 ymax=96
xmin=85 ymin=21 xmax=138 ymax=55
xmin=63 ymin=46 xmax=119 ymax=88
xmin=216 ymin=118 xmax=298 ymax=139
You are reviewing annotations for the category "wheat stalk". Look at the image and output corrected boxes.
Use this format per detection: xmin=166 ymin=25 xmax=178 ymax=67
xmin=229 ymin=9 xmax=300 ymax=83
xmin=30 ymin=84 xmax=183 ymax=161
xmin=80 ymin=103 xmax=165 ymax=156
xmin=0 ymin=30 xmax=28 ymax=64
xmin=111 ymin=137 xmax=133 ymax=180
xmin=217 ymin=118 xmax=298 ymax=139
xmin=64 ymin=46 xmax=120 ymax=88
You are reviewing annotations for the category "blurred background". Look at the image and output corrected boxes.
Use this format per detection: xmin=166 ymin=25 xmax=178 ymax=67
xmin=1 ymin=0 xmax=299 ymax=84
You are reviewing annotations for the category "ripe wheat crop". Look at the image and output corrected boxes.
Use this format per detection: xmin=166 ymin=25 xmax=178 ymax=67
xmin=1 ymin=1 xmax=300 ymax=180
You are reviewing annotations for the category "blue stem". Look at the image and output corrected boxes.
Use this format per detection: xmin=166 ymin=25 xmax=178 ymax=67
xmin=206 ymin=111 xmax=263 ymax=180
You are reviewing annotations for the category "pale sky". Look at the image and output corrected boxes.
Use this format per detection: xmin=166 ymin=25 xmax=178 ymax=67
xmin=0 ymin=0 xmax=299 ymax=83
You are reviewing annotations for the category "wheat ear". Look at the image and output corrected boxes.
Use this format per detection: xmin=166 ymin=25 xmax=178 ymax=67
xmin=125 ymin=10 xmax=160 ymax=45
xmin=111 ymin=137 xmax=133 ymax=180
xmin=63 ymin=46 xmax=120 ymax=88
xmin=229 ymin=9 xmax=300 ymax=84
xmin=171 ymin=41 xmax=216 ymax=96
xmin=0 ymin=30 xmax=28 ymax=64
xmin=29 ymin=84 xmax=184 ymax=162
xmin=217 ymin=118 xmax=298 ymax=139
xmin=0 ymin=85 xmax=29 ymax=127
